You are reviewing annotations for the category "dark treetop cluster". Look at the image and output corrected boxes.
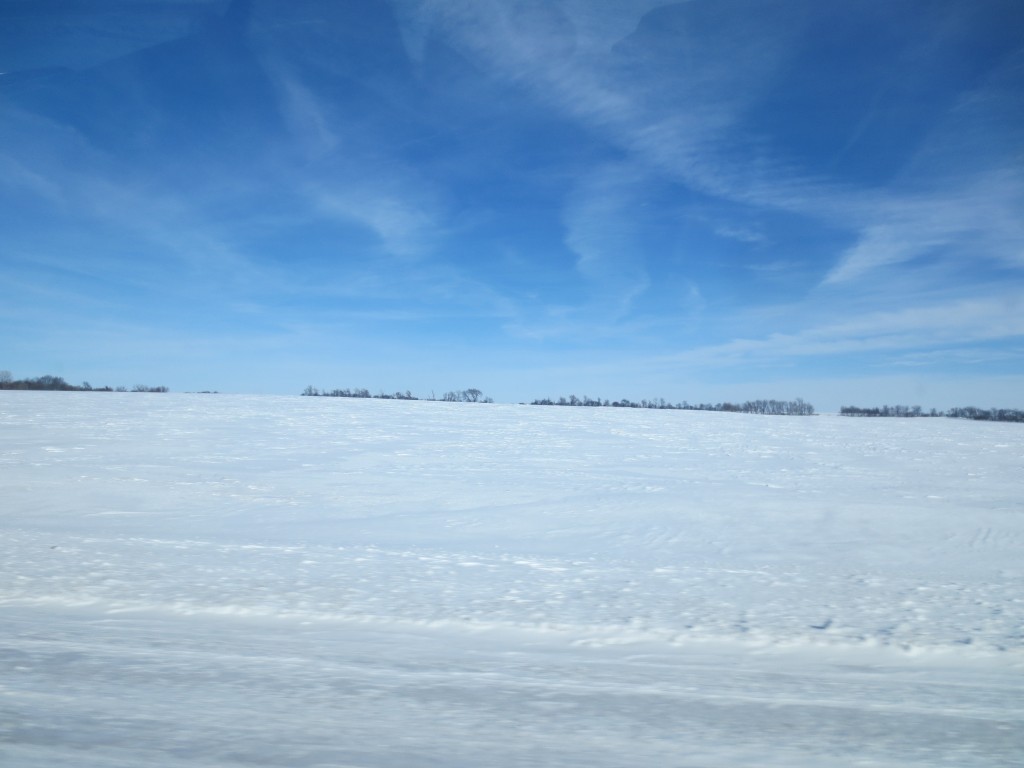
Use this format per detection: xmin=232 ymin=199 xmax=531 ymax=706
xmin=530 ymin=396 xmax=815 ymax=415
xmin=302 ymin=387 xmax=493 ymax=403
xmin=0 ymin=372 xmax=167 ymax=393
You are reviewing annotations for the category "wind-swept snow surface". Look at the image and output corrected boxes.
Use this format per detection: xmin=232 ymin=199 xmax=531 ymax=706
xmin=2 ymin=394 xmax=1022 ymax=766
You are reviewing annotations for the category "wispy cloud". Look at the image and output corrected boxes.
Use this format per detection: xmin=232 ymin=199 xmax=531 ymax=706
xmin=563 ymin=163 xmax=651 ymax=315
xmin=256 ymin=45 xmax=447 ymax=262
xmin=824 ymin=167 xmax=1024 ymax=285
xmin=0 ymin=101 xmax=275 ymax=307
xmin=668 ymin=291 xmax=1024 ymax=368
xmin=275 ymin=76 xmax=339 ymax=161
xmin=311 ymin=183 xmax=441 ymax=260
xmin=0 ymin=153 xmax=65 ymax=202
xmin=886 ymin=346 xmax=1024 ymax=368
xmin=401 ymin=0 xmax=1023 ymax=291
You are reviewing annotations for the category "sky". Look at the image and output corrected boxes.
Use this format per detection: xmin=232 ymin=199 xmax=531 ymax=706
xmin=1 ymin=0 xmax=1022 ymax=410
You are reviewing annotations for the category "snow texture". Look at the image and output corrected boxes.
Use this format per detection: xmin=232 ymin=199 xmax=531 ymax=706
xmin=1 ymin=393 xmax=1022 ymax=766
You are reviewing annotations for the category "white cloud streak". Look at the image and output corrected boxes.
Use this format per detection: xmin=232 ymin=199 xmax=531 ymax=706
xmin=563 ymin=163 xmax=651 ymax=315
xmin=257 ymin=48 xmax=446 ymax=262
xmin=668 ymin=291 xmax=1024 ymax=368
xmin=311 ymin=184 xmax=440 ymax=260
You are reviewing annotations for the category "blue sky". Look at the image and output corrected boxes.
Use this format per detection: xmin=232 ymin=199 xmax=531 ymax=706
xmin=2 ymin=0 xmax=1022 ymax=409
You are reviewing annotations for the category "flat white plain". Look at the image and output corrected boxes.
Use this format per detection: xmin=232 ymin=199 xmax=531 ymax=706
xmin=1 ymin=393 xmax=1022 ymax=767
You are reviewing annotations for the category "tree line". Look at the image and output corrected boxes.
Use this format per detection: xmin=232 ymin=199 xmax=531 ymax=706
xmin=302 ymin=386 xmax=493 ymax=403
xmin=530 ymin=395 xmax=815 ymax=415
xmin=302 ymin=386 xmax=813 ymax=414
xmin=841 ymin=404 xmax=1024 ymax=423
xmin=0 ymin=372 xmax=167 ymax=392
xmin=302 ymin=386 xmax=415 ymax=399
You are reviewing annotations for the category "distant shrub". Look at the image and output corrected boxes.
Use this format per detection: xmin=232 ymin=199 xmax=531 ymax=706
xmin=441 ymin=389 xmax=492 ymax=403
xmin=840 ymin=405 xmax=929 ymax=417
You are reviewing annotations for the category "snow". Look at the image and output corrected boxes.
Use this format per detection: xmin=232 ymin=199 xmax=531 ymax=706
xmin=1 ymin=392 xmax=1022 ymax=766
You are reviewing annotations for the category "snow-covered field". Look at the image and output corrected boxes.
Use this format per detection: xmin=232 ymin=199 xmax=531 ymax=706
xmin=2 ymin=393 xmax=1022 ymax=767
